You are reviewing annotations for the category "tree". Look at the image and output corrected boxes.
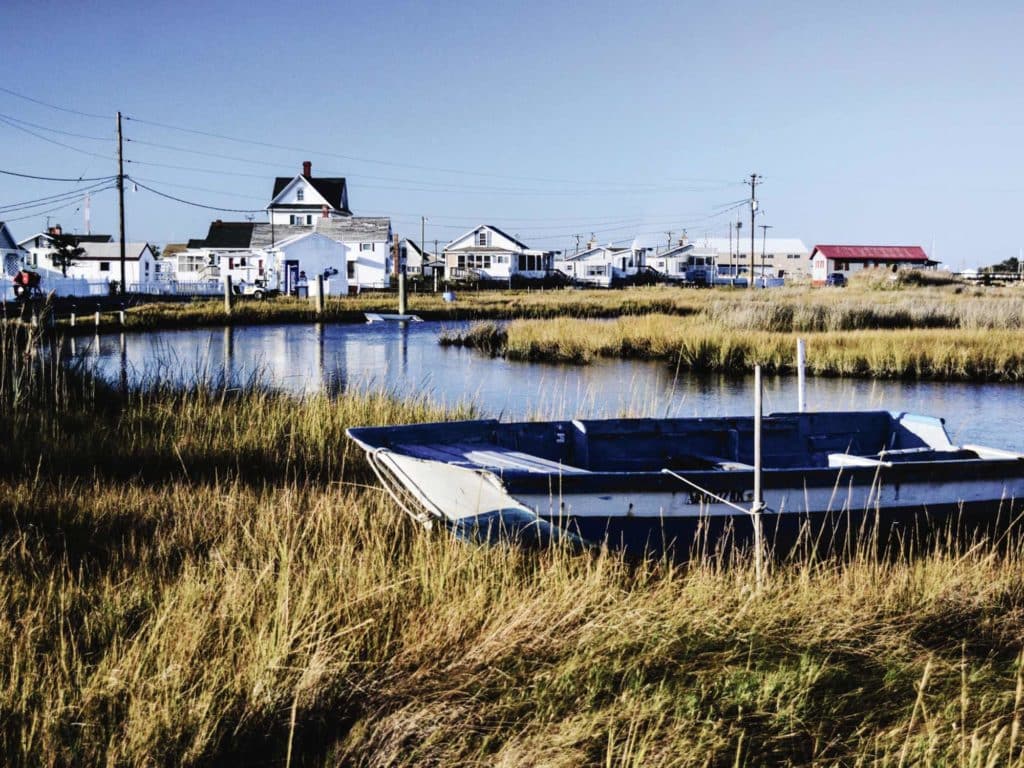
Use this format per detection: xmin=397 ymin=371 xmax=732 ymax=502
xmin=47 ymin=235 xmax=85 ymax=277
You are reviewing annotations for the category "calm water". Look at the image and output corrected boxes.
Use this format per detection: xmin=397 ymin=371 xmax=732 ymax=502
xmin=72 ymin=321 xmax=1024 ymax=450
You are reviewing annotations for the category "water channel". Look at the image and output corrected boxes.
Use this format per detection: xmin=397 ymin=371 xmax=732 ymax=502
xmin=72 ymin=321 xmax=1024 ymax=450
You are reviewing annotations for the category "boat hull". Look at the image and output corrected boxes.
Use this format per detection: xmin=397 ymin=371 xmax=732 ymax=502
xmin=372 ymin=450 xmax=1024 ymax=559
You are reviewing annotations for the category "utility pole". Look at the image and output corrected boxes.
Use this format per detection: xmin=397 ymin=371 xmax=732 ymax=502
xmin=748 ymin=173 xmax=761 ymax=290
xmin=666 ymin=230 xmax=673 ymax=250
xmin=574 ymin=233 xmax=581 ymax=255
xmin=116 ymin=111 xmax=127 ymax=295
xmin=421 ymin=215 xmax=426 ymax=276
xmin=760 ymin=223 xmax=772 ymax=278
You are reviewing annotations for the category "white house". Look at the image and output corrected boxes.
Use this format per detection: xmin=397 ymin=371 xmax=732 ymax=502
xmin=648 ymin=243 xmax=695 ymax=281
xmin=810 ymin=245 xmax=936 ymax=285
xmin=17 ymin=226 xmax=114 ymax=270
xmin=400 ymin=239 xmax=443 ymax=279
xmin=443 ymin=225 xmax=553 ymax=281
xmin=267 ymin=161 xmax=351 ymax=226
xmin=554 ymin=244 xmax=650 ymax=287
xmin=261 ymin=232 xmax=349 ymax=296
xmin=1 ymin=221 xmax=26 ymax=277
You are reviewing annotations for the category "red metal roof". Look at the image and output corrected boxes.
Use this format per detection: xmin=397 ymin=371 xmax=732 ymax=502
xmin=811 ymin=245 xmax=931 ymax=263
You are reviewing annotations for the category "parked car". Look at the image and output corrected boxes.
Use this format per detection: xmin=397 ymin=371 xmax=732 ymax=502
xmin=825 ymin=272 xmax=847 ymax=287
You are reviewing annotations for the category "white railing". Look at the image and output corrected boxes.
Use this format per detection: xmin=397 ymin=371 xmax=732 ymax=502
xmin=128 ymin=280 xmax=222 ymax=296
xmin=2 ymin=276 xmax=111 ymax=301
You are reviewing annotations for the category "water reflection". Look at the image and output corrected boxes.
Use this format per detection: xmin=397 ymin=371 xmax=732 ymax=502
xmin=75 ymin=322 xmax=1024 ymax=450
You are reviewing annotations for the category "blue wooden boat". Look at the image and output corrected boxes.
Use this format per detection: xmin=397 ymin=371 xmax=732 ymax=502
xmin=347 ymin=411 xmax=1024 ymax=558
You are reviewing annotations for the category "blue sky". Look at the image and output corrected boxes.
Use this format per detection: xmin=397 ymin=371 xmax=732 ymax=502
xmin=2 ymin=0 xmax=1022 ymax=267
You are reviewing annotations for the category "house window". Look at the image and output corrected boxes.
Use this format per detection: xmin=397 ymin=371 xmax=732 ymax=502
xmin=228 ymin=257 xmax=234 ymax=269
xmin=296 ymin=188 xmax=304 ymax=202
xmin=347 ymin=261 xmax=356 ymax=279
xmin=360 ymin=243 xmax=373 ymax=251
xmin=99 ymin=262 xmax=110 ymax=271
xmin=477 ymin=231 xmax=488 ymax=247
xmin=518 ymin=254 xmax=526 ymax=271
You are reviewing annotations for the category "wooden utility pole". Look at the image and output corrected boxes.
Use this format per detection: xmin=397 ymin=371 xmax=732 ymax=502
xmin=748 ymin=173 xmax=760 ymax=289
xmin=116 ymin=111 xmax=127 ymax=295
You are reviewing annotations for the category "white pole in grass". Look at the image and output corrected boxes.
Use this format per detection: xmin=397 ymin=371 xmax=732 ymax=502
xmin=796 ymin=338 xmax=807 ymax=413
xmin=753 ymin=364 xmax=765 ymax=589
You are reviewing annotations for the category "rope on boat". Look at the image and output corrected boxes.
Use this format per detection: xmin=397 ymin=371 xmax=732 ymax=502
xmin=368 ymin=448 xmax=436 ymax=529
xmin=660 ymin=468 xmax=766 ymax=516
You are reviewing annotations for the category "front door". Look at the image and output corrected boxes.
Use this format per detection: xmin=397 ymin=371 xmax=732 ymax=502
xmin=284 ymin=260 xmax=300 ymax=295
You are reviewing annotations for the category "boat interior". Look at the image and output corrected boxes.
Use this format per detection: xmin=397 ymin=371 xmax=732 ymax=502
xmin=349 ymin=411 xmax=1004 ymax=474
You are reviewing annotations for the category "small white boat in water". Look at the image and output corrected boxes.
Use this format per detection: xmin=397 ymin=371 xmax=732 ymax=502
xmin=347 ymin=411 xmax=1024 ymax=558
xmin=364 ymin=312 xmax=423 ymax=323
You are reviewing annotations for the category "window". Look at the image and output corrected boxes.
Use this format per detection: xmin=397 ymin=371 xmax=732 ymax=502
xmin=586 ymin=265 xmax=606 ymax=277
xmin=360 ymin=243 xmax=373 ymax=251
xmin=296 ymin=188 xmax=304 ymax=202
xmin=347 ymin=261 xmax=356 ymax=279
xmin=477 ymin=231 xmax=488 ymax=246
xmin=228 ymin=257 xmax=234 ymax=269
xmin=99 ymin=262 xmax=110 ymax=271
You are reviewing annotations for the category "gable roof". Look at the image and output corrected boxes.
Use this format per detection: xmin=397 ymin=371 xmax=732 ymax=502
xmin=17 ymin=231 xmax=114 ymax=247
xmin=445 ymin=224 xmax=532 ymax=252
xmin=270 ymin=175 xmax=350 ymax=213
xmin=811 ymin=245 xmax=932 ymax=263
xmin=77 ymin=242 xmax=154 ymax=261
xmin=655 ymin=243 xmax=695 ymax=259
xmin=0 ymin=222 xmax=21 ymax=252
xmin=191 ymin=221 xmax=256 ymax=250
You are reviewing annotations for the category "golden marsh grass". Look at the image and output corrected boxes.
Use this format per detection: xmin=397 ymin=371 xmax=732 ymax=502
xmin=6 ymin=319 xmax=1024 ymax=764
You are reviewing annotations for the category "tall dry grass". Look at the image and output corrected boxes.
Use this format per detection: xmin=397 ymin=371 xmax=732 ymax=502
xmin=6 ymin=320 xmax=1024 ymax=765
xmin=446 ymin=314 xmax=1024 ymax=380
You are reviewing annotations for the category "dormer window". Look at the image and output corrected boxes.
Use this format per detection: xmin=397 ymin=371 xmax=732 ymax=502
xmin=477 ymin=230 xmax=488 ymax=247
xmin=296 ymin=188 xmax=304 ymax=202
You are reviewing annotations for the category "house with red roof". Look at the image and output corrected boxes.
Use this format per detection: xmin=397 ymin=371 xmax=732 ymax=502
xmin=809 ymin=245 xmax=937 ymax=285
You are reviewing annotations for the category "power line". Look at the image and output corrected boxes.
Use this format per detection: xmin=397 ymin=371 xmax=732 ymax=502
xmin=0 ymin=116 xmax=114 ymax=160
xmin=0 ymin=86 xmax=110 ymax=120
xmin=0 ymin=179 xmax=114 ymax=213
xmin=125 ymin=113 xmax=741 ymax=189
xmin=2 ymin=187 xmax=115 ymax=223
xmin=0 ymin=168 xmax=116 ymax=183
xmin=0 ymin=112 xmax=112 ymax=141
xmin=130 ymin=179 xmax=265 ymax=213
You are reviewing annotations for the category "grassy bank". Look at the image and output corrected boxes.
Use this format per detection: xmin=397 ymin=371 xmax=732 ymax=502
xmin=443 ymin=313 xmax=1024 ymax=381
xmin=21 ymin=275 xmax=1024 ymax=333
xmin=7 ymin=323 xmax=1024 ymax=765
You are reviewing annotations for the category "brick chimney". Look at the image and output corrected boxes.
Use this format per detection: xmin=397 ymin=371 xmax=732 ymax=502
xmin=302 ymin=160 xmax=312 ymax=178
xmin=48 ymin=224 xmax=62 ymax=236
xmin=321 ymin=204 xmax=329 ymax=219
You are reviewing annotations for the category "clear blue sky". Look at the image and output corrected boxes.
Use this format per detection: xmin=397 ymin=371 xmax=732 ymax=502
xmin=3 ymin=0 xmax=1022 ymax=267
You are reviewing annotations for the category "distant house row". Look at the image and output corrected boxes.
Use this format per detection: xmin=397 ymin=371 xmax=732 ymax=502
xmin=0 ymin=160 xmax=938 ymax=297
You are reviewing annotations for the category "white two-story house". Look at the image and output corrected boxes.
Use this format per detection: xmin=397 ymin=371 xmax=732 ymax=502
xmin=267 ymin=161 xmax=351 ymax=226
xmin=179 ymin=162 xmax=392 ymax=292
xmin=443 ymin=225 xmax=553 ymax=282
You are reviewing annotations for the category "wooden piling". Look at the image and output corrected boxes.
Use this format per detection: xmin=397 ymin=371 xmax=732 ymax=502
xmin=223 ymin=276 xmax=233 ymax=316
xmin=315 ymin=275 xmax=324 ymax=315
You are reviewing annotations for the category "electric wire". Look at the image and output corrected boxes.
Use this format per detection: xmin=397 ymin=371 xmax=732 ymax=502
xmin=0 ymin=86 xmax=110 ymax=120
xmin=0 ymin=112 xmax=112 ymax=141
xmin=0 ymin=116 xmax=114 ymax=160
xmin=130 ymin=179 xmax=265 ymax=213
xmin=0 ymin=179 xmax=114 ymax=213
xmin=0 ymin=168 xmax=116 ymax=182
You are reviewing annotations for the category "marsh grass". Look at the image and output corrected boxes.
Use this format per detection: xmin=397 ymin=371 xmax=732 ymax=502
xmin=444 ymin=313 xmax=1024 ymax=381
xmin=6 ymin=321 xmax=1024 ymax=765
